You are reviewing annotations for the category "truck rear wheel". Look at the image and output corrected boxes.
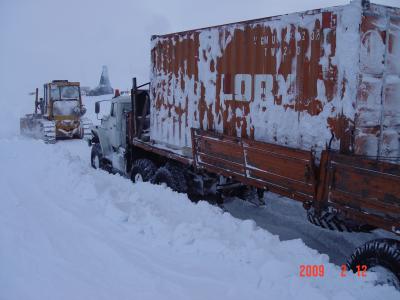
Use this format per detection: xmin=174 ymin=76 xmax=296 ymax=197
xmin=347 ymin=239 xmax=400 ymax=289
xmin=165 ymin=162 xmax=188 ymax=193
xmin=130 ymin=159 xmax=156 ymax=183
xmin=152 ymin=167 xmax=176 ymax=190
xmin=91 ymin=144 xmax=103 ymax=169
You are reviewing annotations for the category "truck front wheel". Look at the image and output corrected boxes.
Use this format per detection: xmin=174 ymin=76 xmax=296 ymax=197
xmin=347 ymin=239 xmax=400 ymax=289
xmin=91 ymin=144 xmax=103 ymax=169
xmin=130 ymin=159 xmax=156 ymax=183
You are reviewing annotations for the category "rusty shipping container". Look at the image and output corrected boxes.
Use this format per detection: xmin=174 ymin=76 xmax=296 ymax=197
xmin=150 ymin=0 xmax=400 ymax=163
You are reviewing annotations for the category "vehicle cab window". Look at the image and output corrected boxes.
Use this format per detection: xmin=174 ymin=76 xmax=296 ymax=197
xmin=50 ymin=86 xmax=60 ymax=101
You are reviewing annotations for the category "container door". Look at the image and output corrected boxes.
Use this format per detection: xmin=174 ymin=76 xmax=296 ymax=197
xmin=355 ymin=14 xmax=400 ymax=164
xmin=355 ymin=13 xmax=388 ymax=158
xmin=382 ymin=16 xmax=400 ymax=162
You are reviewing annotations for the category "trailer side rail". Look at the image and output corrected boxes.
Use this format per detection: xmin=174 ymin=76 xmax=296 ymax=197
xmin=318 ymin=151 xmax=400 ymax=233
xmin=191 ymin=128 xmax=317 ymax=202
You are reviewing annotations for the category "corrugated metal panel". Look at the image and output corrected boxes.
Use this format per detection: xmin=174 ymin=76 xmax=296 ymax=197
xmin=382 ymin=17 xmax=400 ymax=161
xmin=150 ymin=1 xmax=399 ymax=162
xmin=355 ymin=13 xmax=387 ymax=157
xmin=355 ymin=8 xmax=400 ymax=163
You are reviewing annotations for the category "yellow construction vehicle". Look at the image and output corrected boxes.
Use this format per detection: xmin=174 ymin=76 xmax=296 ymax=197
xmin=20 ymin=80 xmax=92 ymax=143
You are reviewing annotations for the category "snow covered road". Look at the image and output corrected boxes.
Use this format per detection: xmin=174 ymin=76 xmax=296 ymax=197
xmin=225 ymin=194 xmax=399 ymax=267
xmin=1 ymin=137 xmax=399 ymax=299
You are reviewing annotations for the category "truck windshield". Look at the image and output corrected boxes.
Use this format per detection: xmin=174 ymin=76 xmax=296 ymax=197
xmin=53 ymin=100 xmax=79 ymax=116
xmin=60 ymin=86 xmax=79 ymax=99
xmin=50 ymin=86 xmax=80 ymax=100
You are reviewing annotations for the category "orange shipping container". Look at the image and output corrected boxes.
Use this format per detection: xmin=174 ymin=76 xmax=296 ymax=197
xmin=150 ymin=0 xmax=400 ymax=163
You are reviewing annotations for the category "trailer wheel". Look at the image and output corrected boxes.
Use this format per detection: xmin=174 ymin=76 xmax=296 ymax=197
xmin=347 ymin=239 xmax=400 ymax=289
xmin=165 ymin=162 xmax=188 ymax=193
xmin=152 ymin=167 xmax=176 ymax=191
xmin=307 ymin=209 xmax=376 ymax=233
xmin=130 ymin=159 xmax=156 ymax=183
xmin=91 ymin=143 xmax=103 ymax=170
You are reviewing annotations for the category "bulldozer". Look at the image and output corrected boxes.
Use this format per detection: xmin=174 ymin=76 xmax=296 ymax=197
xmin=20 ymin=80 xmax=92 ymax=143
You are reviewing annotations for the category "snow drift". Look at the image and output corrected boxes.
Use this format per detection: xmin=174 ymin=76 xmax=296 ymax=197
xmin=0 ymin=137 xmax=399 ymax=299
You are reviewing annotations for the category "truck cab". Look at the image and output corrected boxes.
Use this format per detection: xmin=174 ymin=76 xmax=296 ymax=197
xmin=90 ymin=90 xmax=150 ymax=174
xmin=45 ymin=80 xmax=88 ymax=138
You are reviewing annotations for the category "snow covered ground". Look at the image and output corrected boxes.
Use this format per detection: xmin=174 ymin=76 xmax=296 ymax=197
xmin=1 ymin=96 xmax=399 ymax=299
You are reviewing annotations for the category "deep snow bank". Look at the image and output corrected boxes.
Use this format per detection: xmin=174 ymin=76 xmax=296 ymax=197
xmin=0 ymin=137 xmax=399 ymax=300
xmin=0 ymin=93 xmax=33 ymax=139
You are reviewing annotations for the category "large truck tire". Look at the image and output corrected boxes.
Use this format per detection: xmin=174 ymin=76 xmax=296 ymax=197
xmin=130 ymin=159 xmax=156 ymax=183
xmin=91 ymin=144 xmax=103 ymax=170
xmin=152 ymin=167 xmax=176 ymax=191
xmin=165 ymin=162 xmax=188 ymax=193
xmin=347 ymin=239 xmax=400 ymax=289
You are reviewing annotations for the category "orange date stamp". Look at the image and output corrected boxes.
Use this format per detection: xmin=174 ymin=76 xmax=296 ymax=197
xmin=299 ymin=264 xmax=368 ymax=278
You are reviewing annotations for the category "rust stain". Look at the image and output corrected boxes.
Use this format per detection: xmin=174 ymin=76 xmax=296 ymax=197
xmin=210 ymin=59 xmax=215 ymax=72
xmin=152 ymin=32 xmax=200 ymax=137
xmin=325 ymin=27 xmax=338 ymax=101
xmin=212 ymin=17 xmax=339 ymax=137
xmin=199 ymin=82 xmax=206 ymax=130
xmin=150 ymin=8 xmax=365 ymax=154
xmin=327 ymin=115 xmax=353 ymax=153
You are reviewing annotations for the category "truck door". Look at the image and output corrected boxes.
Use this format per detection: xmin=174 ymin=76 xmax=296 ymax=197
xmin=120 ymin=103 xmax=131 ymax=149
xmin=108 ymin=102 xmax=119 ymax=148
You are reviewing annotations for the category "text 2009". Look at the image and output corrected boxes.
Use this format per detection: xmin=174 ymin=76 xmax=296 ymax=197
xmin=299 ymin=265 xmax=325 ymax=277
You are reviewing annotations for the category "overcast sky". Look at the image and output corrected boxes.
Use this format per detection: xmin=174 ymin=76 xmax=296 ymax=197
xmin=1 ymin=0 xmax=399 ymax=100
